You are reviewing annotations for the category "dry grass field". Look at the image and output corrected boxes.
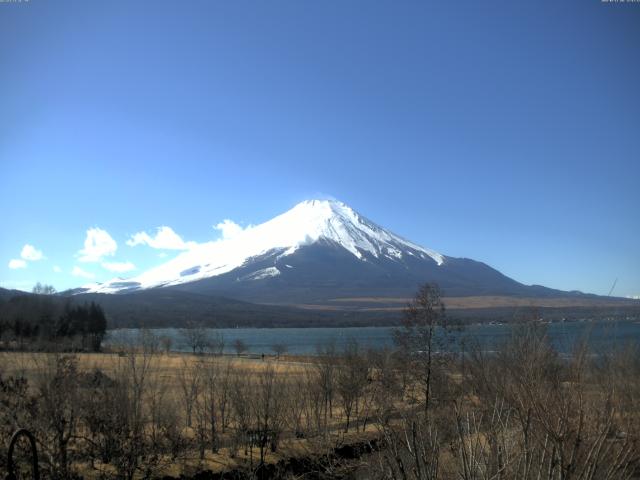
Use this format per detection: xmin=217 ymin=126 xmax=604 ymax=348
xmin=0 ymin=351 xmax=311 ymax=383
xmin=0 ymin=349 xmax=382 ymax=479
xmin=326 ymin=295 xmax=640 ymax=309
xmin=1 ymin=321 xmax=639 ymax=479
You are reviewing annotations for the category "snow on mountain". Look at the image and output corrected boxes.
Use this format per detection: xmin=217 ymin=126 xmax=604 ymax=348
xmin=81 ymin=199 xmax=444 ymax=294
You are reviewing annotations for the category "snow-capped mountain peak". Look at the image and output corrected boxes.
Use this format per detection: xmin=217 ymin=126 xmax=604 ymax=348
xmin=80 ymin=199 xmax=443 ymax=294
xmin=280 ymin=199 xmax=443 ymax=263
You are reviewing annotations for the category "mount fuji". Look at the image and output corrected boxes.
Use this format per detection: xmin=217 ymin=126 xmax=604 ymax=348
xmin=77 ymin=199 xmax=585 ymax=305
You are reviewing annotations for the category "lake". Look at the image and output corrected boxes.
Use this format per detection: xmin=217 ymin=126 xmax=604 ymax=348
xmin=105 ymin=319 xmax=640 ymax=355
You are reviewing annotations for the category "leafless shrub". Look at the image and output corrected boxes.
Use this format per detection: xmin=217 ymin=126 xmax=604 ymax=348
xmin=139 ymin=328 xmax=160 ymax=354
xmin=453 ymin=322 xmax=640 ymax=480
xmin=0 ymin=369 xmax=36 ymax=475
xmin=229 ymin=366 xmax=252 ymax=458
xmin=32 ymin=355 xmax=82 ymax=479
xmin=193 ymin=356 xmax=227 ymax=456
xmin=250 ymin=364 xmax=287 ymax=464
xmin=315 ymin=339 xmax=337 ymax=430
xmin=271 ymin=343 xmax=287 ymax=360
xmin=233 ymin=338 xmax=248 ymax=356
xmin=92 ymin=348 xmax=166 ymax=480
xmin=285 ymin=370 xmax=310 ymax=438
xmin=181 ymin=321 xmax=221 ymax=355
xmin=159 ymin=335 xmax=173 ymax=354
xmin=177 ymin=358 xmax=200 ymax=429
xmin=375 ymin=414 xmax=441 ymax=480
xmin=335 ymin=338 xmax=369 ymax=433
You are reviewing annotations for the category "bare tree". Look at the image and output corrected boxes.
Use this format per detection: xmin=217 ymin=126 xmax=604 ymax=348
xmin=159 ymin=335 xmax=173 ymax=354
xmin=375 ymin=414 xmax=441 ymax=480
xmin=369 ymin=347 xmax=403 ymax=426
xmin=116 ymin=347 xmax=155 ymax=479
xmin=305 ymin=369 xmax=326 ymax=434
xmin=394 ymin=283 xmax=448 ymax=414
xmin=335 ymin=339 xmax=369 ymax=432
xmin=181 ymin=322 xmax=209 ymax=355
xmin=286 ymin=371 xmax=310 ymax=438
xmin=209 ymin=331 xmax=225 ymax=356
xmin=454 ymin=322 xmax=640 ymax=480
xmin=32 ymin=282 xmax=56 ymax=295
xmin=271 ymin=343 xmax=287 ymax=360
xmin=0 ymin=369 xmax=34 ymax=475
xmin=195 ymin=357 xmax=224 ymax=455
xmin=140 ymin=328 xmax=160 ymax=354
xmin=251 ymin=364 xmax=286 ymax=465
xmin=33 ymin=355 xmax=81 ymax=479
xmin=229 ymin=368 xmax=252 ymax=457
xmin=233 ymin=338 xmax=248 ymax=357
xmin=177 ymin=359 xmax=200 ymax=428
xmin=216 ymin=359 xmax=234 ymax=432
xmin=315 ymin=339 xmax=337 ymax=429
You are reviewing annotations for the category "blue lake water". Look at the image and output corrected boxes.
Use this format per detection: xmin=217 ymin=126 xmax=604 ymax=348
xmin=105 ymin=320 xmax=640 ymax=355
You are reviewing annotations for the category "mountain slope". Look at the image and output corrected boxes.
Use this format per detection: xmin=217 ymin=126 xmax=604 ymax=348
xmin=72 ymin=289 xmax=363 ymax=328
xmin=80 ymin=199 xmax=445 ymax=295
xmin=76 ymin=199 xmax=597 ymax=304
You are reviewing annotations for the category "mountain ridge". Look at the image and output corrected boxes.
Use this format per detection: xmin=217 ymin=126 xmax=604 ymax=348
xmin=73 ymin=199 xmax=612 ymax=305
xmin=79 ymin=199 xmax=447 ymax=294
xmin=3 ymin=286 xmax=637 ymax=330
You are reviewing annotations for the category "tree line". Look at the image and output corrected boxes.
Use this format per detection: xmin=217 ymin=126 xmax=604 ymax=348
xmin=0 ymin=284 xmax=107 ymax=352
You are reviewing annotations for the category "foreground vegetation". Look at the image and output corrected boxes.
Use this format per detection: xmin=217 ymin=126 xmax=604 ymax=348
xmin=1 ymin=285 xmax=639 ymax=479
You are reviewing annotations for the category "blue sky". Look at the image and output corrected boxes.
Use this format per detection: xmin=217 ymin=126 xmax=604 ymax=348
xmin=1 ymin=0 xmax=639 ymax=297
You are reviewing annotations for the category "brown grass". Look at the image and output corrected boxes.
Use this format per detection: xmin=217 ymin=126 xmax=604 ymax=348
xmin=0 ymin=351 xmax=310 ymax=392
xmin=324 ymin=295 xmax=640 ymax=309
xmin=0 ymin=350 xmax=378 ymax=478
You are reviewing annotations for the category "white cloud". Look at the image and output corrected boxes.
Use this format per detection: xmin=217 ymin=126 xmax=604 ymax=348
xmin=8 ymin=259 xmax=27 ymax=269
xmin=53 ymin=265 xmax=62 ymax=273
xmin=102 ymin=261 xmax=136 ymax=273
xmin=214 ymin=219 xmax=248 ymax=240
xmin=72 ymin=266 xmax=95 ymax=279
xmin=21 ymin=244 xmax=44 ymax=261
xmin=126 ymin=226 xmax=195 ymax=250
xmin=7 ymin=244 xmax=44 ymax=270
xmin=78 ymin=228 xmax=117 ymax=262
